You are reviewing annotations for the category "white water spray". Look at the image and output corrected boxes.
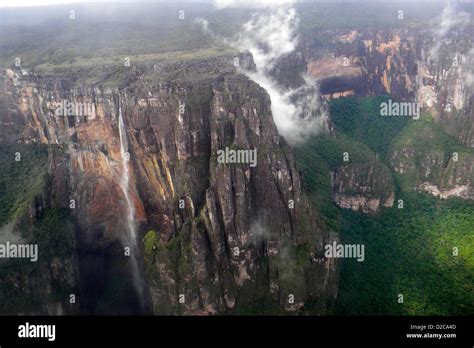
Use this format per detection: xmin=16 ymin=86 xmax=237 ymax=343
xmin=118 ymin=103 xmax=144 ymax=303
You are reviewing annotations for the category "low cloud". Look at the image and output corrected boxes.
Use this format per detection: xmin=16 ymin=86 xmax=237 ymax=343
xmin=429 ymin=1 xmax=471 ymax=60
xmin=228 ymin=2 xmax=327 ymax=144
xmin=213 ymin=0 xmax=295 ymax=10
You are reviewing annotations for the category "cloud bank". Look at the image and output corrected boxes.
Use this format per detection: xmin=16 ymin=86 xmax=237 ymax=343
xmin=213 ymin=0 xmax=327 ymax=144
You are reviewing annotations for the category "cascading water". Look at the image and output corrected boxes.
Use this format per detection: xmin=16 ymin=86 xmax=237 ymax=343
xmin=117 ymin=103 xmax=145 ymax=305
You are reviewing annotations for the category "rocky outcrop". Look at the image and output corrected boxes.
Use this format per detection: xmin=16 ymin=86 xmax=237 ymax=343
xmin=331 ymin=162 xmax=395 ymax=214
xmin=416 ymin=26 xmax=474 ymax=149
xmin=389 ymin=121 xmax=474 ymax=200
xmin=297 ymin=25 xmax=474 ymax=205
xmin=304 ymin=29 xmax=419 ymax=101
xmin=138 ymin=74 xmax=337 ymax=314
xmin=300 ymin=25 xmax=474 ymax=148
xmin=0 ymin=55 xmax=337 ymax=314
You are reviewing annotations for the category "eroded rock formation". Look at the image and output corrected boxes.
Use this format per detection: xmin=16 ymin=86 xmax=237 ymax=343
xmin=0 ymin=56 xmax=338 ymax=314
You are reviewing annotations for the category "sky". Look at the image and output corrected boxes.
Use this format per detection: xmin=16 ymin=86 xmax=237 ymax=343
xmin=0 ymin=0 xmax=191 ymax=7
xmin=0 ymin=0 xmax=221 ymax=7
xmin=0 ymin=0 xmax=101 ymax=7
xmin=0 ymin=0 xmax=453 ymax=8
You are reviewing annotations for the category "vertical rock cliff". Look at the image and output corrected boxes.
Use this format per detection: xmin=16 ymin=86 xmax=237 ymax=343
xmin=0 ymin=56 xmax=338 ymax=314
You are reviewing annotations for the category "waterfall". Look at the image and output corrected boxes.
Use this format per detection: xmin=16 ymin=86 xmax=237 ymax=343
xmin=117 ymin=103 xmax=145 ymax=304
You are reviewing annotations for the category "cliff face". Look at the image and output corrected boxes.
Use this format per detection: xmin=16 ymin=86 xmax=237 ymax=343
xmin=416 ymin=26 xmax=474 ymax=149
xmin=302 ymin=29 xmax=418 ymax=101
xmin=388 ymin=120 xmax=474 ymax=200
xmin=0 ymin=57 xmax=337 ymax=314
xmin=303 ymin=27 xmax=474 ymax=143
xmin=139 ymin=74 xmax=337 ymax=314
xmin=3 ymin=19 xmax=472 ymax=314
xmin=299 ymin=26 xmax=474 ymax=203
xmin=331 ymin=162 xmax=394 ymax=214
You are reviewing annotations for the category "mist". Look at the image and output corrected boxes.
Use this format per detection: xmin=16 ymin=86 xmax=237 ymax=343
xmin=214 ymin=0 xmax=328 ymax=145
xmin=429 ymin=0 xmax=471 ymax=60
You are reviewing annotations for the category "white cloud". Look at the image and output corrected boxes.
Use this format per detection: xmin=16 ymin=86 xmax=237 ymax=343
xmin=231 ymin=3 xmax=327 ymax=144
xmin=213 ymin=0 xmax=295 ymax=9
xmin=429 ymin=1 xmax=471 ymax=60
